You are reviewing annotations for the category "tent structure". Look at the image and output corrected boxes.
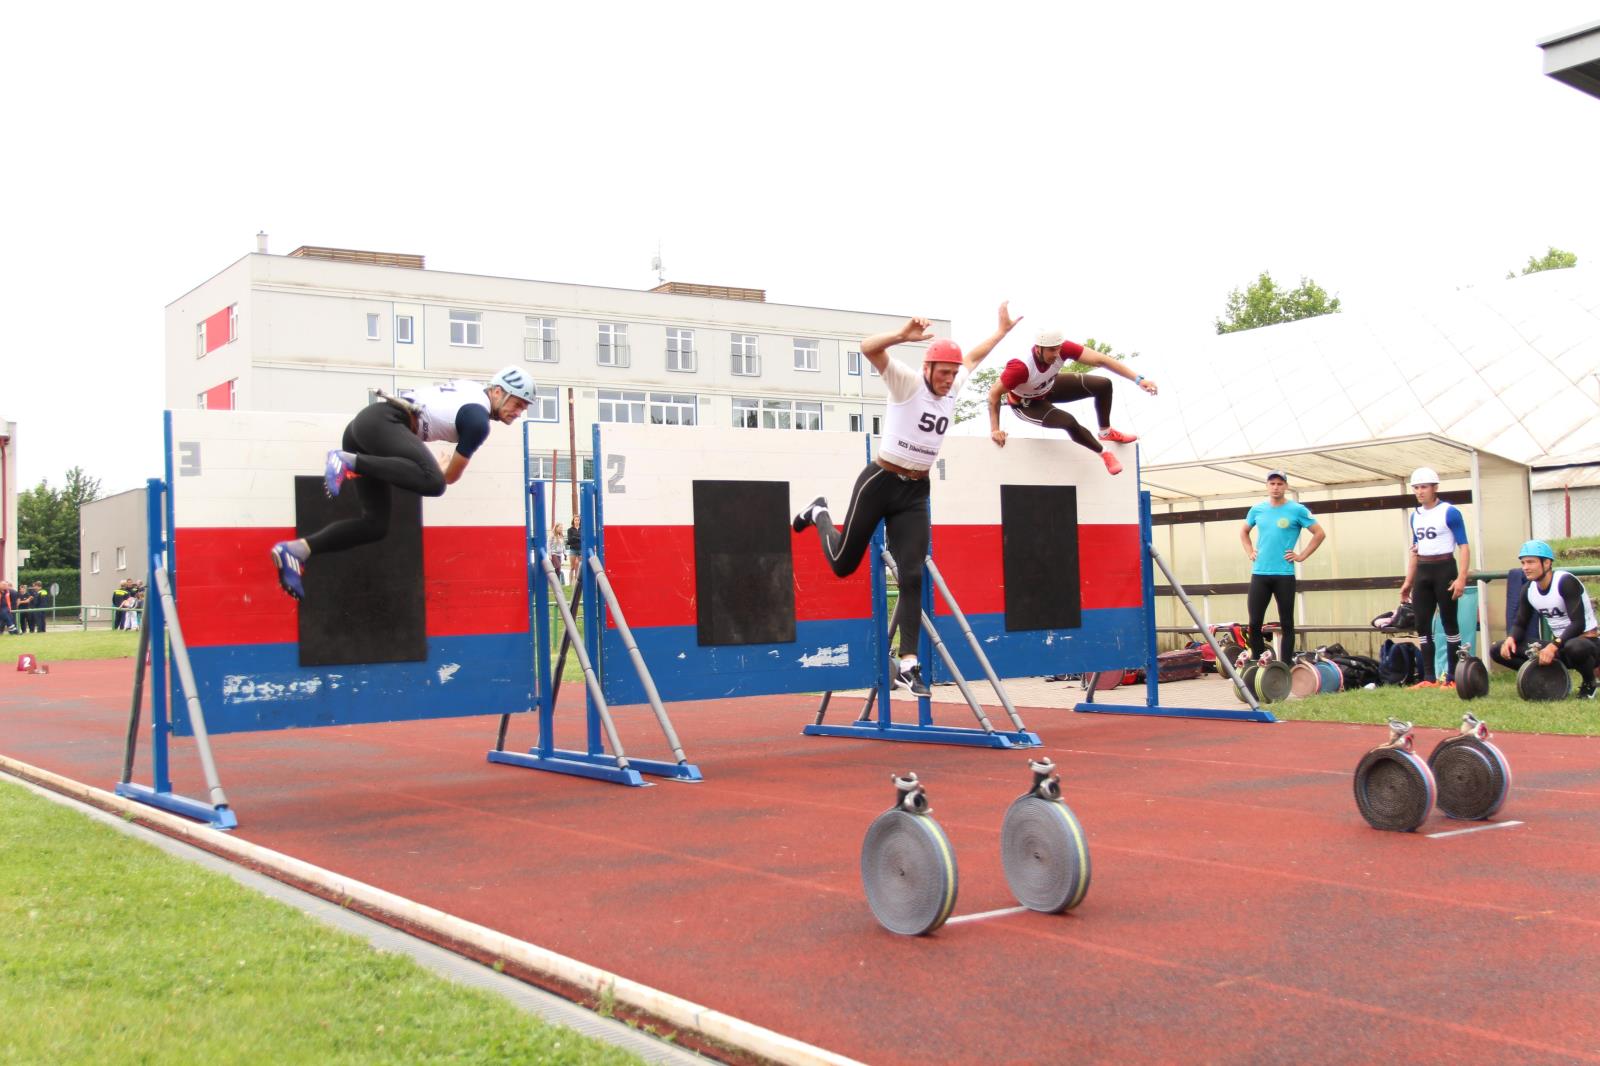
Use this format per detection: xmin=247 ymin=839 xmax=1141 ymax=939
xmin=1142 ymin=435 xmax=1530 ymax=661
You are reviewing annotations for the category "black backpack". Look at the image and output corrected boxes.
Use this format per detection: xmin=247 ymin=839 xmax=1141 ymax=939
xmin=1377 ymin=639 xmax=1422 ymax=686
xmin=1328 ymin=652 xmax=1382 ymax=689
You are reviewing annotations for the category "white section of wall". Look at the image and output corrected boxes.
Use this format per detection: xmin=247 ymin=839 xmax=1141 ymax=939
xmin=167 ymin=409 xmax=526 ymax=529
xmin=930 ymin=437 xmax=1139 ymax=525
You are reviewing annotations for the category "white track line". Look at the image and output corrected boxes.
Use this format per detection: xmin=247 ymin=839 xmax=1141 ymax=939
xmin=1426 ymin=820 xmax=1524 ymax=839
xmin=946 ymin=906 xmax=1029 ymax=924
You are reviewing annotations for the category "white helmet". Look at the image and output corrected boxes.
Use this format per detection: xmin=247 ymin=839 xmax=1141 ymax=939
xmin=1409 ymin=466 xmax=1440 ymax=486
xmin=1034 ymin=328 xmax=1065 ymax=347
xmin=489 ymin=366 xmax=536 ymax=403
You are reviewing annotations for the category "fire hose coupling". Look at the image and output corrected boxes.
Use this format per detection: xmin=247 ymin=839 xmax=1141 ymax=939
xmin=893 ymin=771 xmax=931 ymax=814
xmin=1027 ymin=757 xmax=1062 ymax=801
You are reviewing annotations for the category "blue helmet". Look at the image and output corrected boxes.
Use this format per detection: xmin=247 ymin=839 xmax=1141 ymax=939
xmin=1517 ymin=540 xmax=1554 ymax=562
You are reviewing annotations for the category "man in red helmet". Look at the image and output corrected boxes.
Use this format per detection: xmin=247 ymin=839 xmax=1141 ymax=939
xmin=986 ymin=327 xmax=1156 ymax=475
xmin=793 ymin=302 xmax=1022 ymax=695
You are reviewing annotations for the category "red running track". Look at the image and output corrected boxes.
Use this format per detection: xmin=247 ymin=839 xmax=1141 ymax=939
xmin=5 ymin=660 xmax=1600 ymax=1064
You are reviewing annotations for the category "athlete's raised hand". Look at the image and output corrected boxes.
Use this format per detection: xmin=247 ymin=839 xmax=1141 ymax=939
xmin=998 ymin=301 xmax=1022 ymax=336
xmin=1138 ymin=376 xmax=1159 ymax=396
xmin=898 ymin=318 xmax=934 ymax=344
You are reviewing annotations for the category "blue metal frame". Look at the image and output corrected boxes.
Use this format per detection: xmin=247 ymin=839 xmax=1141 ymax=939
xmin=1073 ymin=481 xmax=1276 ymax=723
xmin=115 ymin=473 xmax=237 ymax=829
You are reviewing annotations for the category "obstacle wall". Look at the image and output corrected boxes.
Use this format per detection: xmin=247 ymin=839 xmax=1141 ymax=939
xmin=927 ymin=436 xmax=1144 ymax=679
xmin=165 ymin=408 xmax=533 ymax=734
xmin=591 ymin=425 xmax=880 ymax=704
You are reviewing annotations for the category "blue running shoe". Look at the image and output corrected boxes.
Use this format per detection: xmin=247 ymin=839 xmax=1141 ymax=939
xmin=270 ymin=542 xmax=305 ymax=600
xmin=324 ymin=450 xmax=355 ymax=497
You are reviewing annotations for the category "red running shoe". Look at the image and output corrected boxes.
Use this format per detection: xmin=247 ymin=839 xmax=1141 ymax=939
xmin=1098 ymin=427 xmax=1138 ymax=444
xmin=1101 ymin=451 xmax=1123 ymax=476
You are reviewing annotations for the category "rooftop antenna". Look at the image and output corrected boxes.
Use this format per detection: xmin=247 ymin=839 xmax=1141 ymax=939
xmin=651 ymin=242 xmax=665 ymax=285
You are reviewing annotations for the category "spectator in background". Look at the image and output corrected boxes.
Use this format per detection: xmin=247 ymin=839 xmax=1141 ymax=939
xmin=1496 ymin=540 xmax=1599 ymax=699
xmin=111 ymin=580 xmax=131 ymax=629
xmin=1399 ymin=466 xmax=1470 ymax=689
xmin=549 ymin=523 xmax=569 ymax=584
xmin=0 ymin=581 xmax=17 ymax=634
xmin=567 ymin=519 xmax=582 ymax=584
xmin=123 ymin=583 xmax=144 ymax=631
xmin=1239 ymin=470 xmax=1324 ymax=662
xmin=30 ymin=581 xmax=51 ymax=632
xmin=16 ymin=582 xmax=37 ymax=633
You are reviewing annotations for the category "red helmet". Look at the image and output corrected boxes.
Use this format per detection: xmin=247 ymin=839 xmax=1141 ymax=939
xmin=924 ymin=338 xmax=963 ymax=365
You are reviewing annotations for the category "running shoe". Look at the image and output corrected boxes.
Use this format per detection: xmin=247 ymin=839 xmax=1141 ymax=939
xmin=792 ymin=496 xmax=828 ymax=533
xmin=270 ymin=542 xmax=305 ymax=601
xmin=324 ymin=450 xmax=357 ymax=498
xmin=893 ymin=662 xmax=932 ymax=697
xmin=1579 ymin=683 xmax=1597 ymax=700
xmin=1408 ymin=679 xmax=1438 ymax=690
xmin=1098 ymin=427 xmax=1138 ymax=444
xmin=1100 ymin=451 xmax=1123 ymax=476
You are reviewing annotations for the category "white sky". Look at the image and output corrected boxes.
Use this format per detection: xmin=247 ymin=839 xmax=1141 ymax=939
xmin=4 ymin=1 xmax=1599 ymax=495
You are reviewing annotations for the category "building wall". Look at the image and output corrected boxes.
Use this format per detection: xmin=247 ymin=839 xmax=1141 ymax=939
xmin=1 ymin=420 xmax=16 ymax=583
xmin=79 ymin=487 xmax=148 ymax=624
xmin=166 ymin=252 xmax=930 ymax=524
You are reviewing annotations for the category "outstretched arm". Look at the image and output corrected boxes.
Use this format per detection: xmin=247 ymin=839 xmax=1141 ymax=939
xmin=442 ymin=451 xmax=471 ymax=486
xmin=1077 ymin=348 xmax=1158 ymax=395
xmin=861 ymin=317 xmax=933 ymax=374
xmin=962 ymin=301 xmax=1023 ymax=370
xmin=988 ymin=378 xmax=1009 ymax=447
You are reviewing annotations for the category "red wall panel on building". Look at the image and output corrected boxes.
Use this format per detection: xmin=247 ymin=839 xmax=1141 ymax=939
xmin=202 ymin=381 xmax=234 ymax=410
xmin=203 ymin=307 xmax=232 ymax=353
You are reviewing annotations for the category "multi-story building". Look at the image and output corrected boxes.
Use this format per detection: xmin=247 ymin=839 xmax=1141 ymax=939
xmin=166 ymin=242 xmax=945 ymax=521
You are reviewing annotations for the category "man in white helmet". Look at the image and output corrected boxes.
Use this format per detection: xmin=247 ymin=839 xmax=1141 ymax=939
xmin=270 ymin=367 xmax=534 ymax=600
xmin=986 ymin=327 xmax=1156 ymax=476
xmin=1397 ymin=466 xmax=1470 ymax=688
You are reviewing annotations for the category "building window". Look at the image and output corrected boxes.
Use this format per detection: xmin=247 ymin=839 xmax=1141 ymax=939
xmin=793 ymin=338 xmax=820 ymax=372
xmin=731 ymin=334 xmax=760 ymax=376
xmin=737 ymin=398 xmax=822 ymax=430
xmin=197 ymin=390 xmax=206 ymax=409
xmin=529 ymin=454 xmax=595 ymax=481
xmin=649 ymin=393 xmax=698 ymax=426
xmin=666 ymin=327 xmax=697 ymax=372
xmin=527 ymin=393 xmax=559 ymax=422
xmin=195 ymin=321 xmax=206 ymax=358
xmin=116 ymin=547 xmax=127 ymax=571
xmin=872 ymin=415 xmax=882 ymax=435
xmin=90 ymin=552 xmax=101 ymax=574
xmin=849 ymin=413 xmax=862 ymax=432
xmin=396 ymin=315 xmax=414 ymax=344
xmin=598 ymin=322 xmax=630 ymax=367
xmin=597 ymin=388 xmax=647 ymax=423
xmin=524 ymin=316 xmax=558 ymax=362
xmin=846 ymin=349 xmax=862 ymax=376
xmin=794 ymin=401 xmax=822 ymax=430
xmin=366 ymin=313 xmax=380 ymax=340
xmin=229 ymin=304 xmax=238 ymax=343
xmin=868 ymin=360 xmax=880 ymax=377
xmin=449 ymin=309 xmax=482 ymax=347
xmin=732 ymin=397 xmax=760 ymax=428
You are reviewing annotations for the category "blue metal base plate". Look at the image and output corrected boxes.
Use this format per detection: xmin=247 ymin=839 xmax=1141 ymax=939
xmin=115 ymin=782 xmax=238 ymax=830
xmin=1074 ymin=701 xmax=1276 ymax=723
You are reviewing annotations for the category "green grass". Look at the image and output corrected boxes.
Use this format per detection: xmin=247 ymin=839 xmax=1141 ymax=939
xmin=1 ymin=628 xmax=142 ymax=662
xmin=1269 ymin=672 xmax=1600 ymax=735
xmin=0 ymin=779 xmax=642 ymax=1065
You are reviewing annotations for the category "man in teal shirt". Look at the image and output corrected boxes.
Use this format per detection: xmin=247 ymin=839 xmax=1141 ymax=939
xmin=1239 ymin=470 xmax=1325 ymax=661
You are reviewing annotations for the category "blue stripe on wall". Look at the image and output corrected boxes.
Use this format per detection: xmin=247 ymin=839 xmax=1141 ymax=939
xmin=601 ymin=618 xmax=877 ymax=705
xmin=176 ymin=633 xmax=535 ymax=736
xmin=925 ymin=607 xmax=1146 ymax=683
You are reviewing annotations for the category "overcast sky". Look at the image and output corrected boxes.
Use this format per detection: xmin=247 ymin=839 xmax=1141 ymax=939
xmin=5 ymin=1 xmax=1599 ymax=495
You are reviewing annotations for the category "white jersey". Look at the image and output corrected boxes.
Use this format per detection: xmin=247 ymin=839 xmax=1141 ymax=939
xmin=877 ymin=357 xmax=967 ymax=471
xmin=1527 ymin=571 xmax=1598 ymax=635
xmin=399 ymin=379 xmax=489 ymax=444
xmin=1409 ymin=501 xmax=1465 ymax=559
xmin=1009 ymin=351 xmax=1066 ymax=401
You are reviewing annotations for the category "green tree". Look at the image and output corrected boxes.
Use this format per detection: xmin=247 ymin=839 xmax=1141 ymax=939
xmin=18 ymin=466 xmax=102 ymax=570
xmin=1071 ymin=338 xmax=1137 ymax=373
xmin=1507 ymin=246 xmax=1577 ymax=279
xmin=953 ymin=367 xmax=999 ymax=424
xmin=1215 ymin=271 xmax=1341 ymax=335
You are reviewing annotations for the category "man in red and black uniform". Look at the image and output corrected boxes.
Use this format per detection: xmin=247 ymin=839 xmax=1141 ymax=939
xmin=986 ymin=328 xmax=1157 ymax=475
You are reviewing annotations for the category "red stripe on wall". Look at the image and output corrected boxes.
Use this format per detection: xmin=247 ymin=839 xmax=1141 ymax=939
xmin=600 ymin=525 xmax=873 ymax=630
xmin=203 ymin=307 xmax=232 ymax=354
xmin=202 ymin=381 xmax=234 ymax=410
xmin=931 ymin=524 xmax=1144 ymax=615
xmin=174 ymin=525 xmax=529 ymax=647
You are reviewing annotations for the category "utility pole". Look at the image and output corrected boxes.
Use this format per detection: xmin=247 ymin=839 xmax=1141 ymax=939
xmin=568 ymin=387 xmax=578 ymax=521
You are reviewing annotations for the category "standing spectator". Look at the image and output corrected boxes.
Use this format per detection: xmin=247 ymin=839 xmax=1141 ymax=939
xmin=111 ymin=580 xmax=131 ymax=629
xmin=1399 ymin=466 xmax=1470 ymax=688
xmin=123 ymin=583 xmax=144 ymax=631
xmin=550 ymin=523 xmax=568 ymax=584
xmin=1238 ymin=471 xmax=1324 ymax=662
xmin=0 ymin=581 xmax=17 ymax=634
xmin=16 ymin=582 xmax=36 ymax=633
xmin=30 ymin=581 xmax=51 ymax=632
xmin=566 ymin=519 xmax=582 ymax=585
